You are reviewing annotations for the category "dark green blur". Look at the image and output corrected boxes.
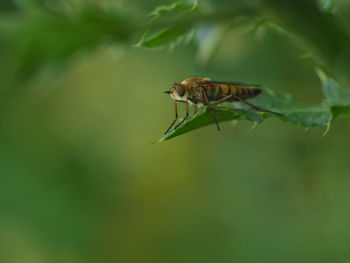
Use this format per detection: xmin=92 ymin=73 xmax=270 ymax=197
xmin=1 ymin=0 xmax=350 ymax=263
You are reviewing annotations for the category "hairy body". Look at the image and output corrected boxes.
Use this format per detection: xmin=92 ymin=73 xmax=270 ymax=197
xmin=169 ymin=77 xmax=261 ymax=105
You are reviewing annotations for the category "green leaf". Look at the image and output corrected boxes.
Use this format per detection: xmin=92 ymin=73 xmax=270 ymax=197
xmin=316 ymin=67 xmax=350 ymax=117
xmin=159 ymin=92 xmax=332 ymax=142
xmin=136 ymin=0 xmax=198 ymax=49
xmin=160 ymin=107 xmax=263 ymax=142
xmin=137 ymin=24 xmax=193 ymax=48
xmin=317 ymin=0 xmax=333 ymax=11
xmin=246 ymin=93 xmax=332 ymax=127
xmin=150 ymin=0 xmax=197 ymax=23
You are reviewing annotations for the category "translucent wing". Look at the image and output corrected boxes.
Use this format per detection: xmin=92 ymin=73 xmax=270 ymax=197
xmin=199 ymin=80 xmax=261 ymax=88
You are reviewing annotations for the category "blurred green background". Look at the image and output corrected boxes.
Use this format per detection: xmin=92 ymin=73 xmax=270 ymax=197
xmin=1 ymin=0 xmax=350 ymax=263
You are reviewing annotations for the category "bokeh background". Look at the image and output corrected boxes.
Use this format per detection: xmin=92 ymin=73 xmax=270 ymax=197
xmin=1 ymin=0 xmax=350 ymax=263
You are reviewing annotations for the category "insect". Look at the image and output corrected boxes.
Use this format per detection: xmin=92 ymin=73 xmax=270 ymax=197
xmin=163 ymin=76 xmax=283 ymax=134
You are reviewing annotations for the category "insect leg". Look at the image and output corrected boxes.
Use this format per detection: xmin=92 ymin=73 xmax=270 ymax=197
xmin=201 ymin=88 xmax=220 ymax=131
xmin=211 ymin=95 xmax=233 ymax=106
xmin=164 ymin=101 xmax=178 ymax=134
xmin=233 ymin=96 xmax=284 ymax=117
xmin=174 ymin=99 xmax=189 ymax=129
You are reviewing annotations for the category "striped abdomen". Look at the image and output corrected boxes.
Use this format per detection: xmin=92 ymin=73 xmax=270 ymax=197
xmin=203 ymin=82 xmax=261 ymax=102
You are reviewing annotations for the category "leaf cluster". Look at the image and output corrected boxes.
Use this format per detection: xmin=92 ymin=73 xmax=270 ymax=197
xmin=1 ymin=0 xmax=350 ymax=140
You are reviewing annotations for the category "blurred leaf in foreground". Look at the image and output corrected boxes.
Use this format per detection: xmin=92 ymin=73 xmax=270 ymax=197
xmin=195 ymin=23 xmax=227 ymax=67
xmin=317 ymin=68 xmax=350 ymax=117
xmin=136 ymin=0 xmax=198 ymax=49
xmin=160 ymin=92 xmax=332 ymax=142
xmin=317 ymin=0 xmax=333 ymax=11
xmin=0 ymin=4 xmax=136 ymax=77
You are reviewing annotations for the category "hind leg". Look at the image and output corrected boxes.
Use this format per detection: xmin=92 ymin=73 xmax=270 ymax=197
xmin=233 ymin=96 xmax=284 ymax=117
xmin=211 ymin=95 xmax=234 ymax=106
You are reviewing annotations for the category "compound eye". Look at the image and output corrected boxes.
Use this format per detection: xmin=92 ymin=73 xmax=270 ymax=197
xmin=176 ymin=86 xmax=185 ymax=97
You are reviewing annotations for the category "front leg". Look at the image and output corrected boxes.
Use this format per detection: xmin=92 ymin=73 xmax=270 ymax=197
xmin=174 ymin=99 xmax=189 ymax=129
xmin=164 ymin=101 xmax=178 ymax=134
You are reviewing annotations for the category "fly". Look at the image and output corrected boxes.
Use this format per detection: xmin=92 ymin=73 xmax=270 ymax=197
xmin=163 ymin=77 xmax=283 ymax=134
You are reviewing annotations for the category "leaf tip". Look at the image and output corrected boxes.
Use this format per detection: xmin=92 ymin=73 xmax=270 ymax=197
xmin=315 ymin=67 xmax=327 ymax=82
xmin=248 ymin=122 xmax=258 ymax=132
xmin=322 ymin=124 xmax=331 ymax=137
